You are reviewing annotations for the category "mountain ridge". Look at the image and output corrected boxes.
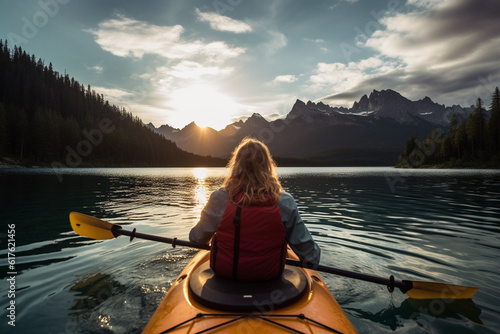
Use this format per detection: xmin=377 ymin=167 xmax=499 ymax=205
xmin=148 ymin=89 xmax=474 ymax=165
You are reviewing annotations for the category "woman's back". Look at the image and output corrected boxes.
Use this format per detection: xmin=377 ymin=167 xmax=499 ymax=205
xmin=189 ymin=138 xmax=321 ymax=281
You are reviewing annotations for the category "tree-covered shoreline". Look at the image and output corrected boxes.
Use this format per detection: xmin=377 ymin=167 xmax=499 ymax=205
xmin=0 ymin=41 xmax=225 ymax=168
xmin=395 ymin=88 xmax=500 ymax=169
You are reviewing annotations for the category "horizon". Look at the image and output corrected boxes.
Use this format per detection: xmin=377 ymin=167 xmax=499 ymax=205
xmin=2 ymin=0 xmax=499 ymax=130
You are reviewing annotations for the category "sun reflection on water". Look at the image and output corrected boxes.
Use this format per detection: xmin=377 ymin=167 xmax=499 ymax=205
xmin=193 ymin=168 xmax=209 ymax=217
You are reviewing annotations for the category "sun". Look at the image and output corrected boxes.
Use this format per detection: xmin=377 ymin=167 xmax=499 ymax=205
xmin=169 ymin=83 xmax=240 ymax=130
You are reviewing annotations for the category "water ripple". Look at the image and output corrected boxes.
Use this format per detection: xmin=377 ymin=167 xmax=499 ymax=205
xmin=1 ymin=167 xmax=499 ymax=334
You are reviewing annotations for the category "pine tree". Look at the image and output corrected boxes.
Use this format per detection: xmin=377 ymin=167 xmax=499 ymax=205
xmin=453 ymin=121 xmax=468 ymax=160
xmin=487 ymin=87 xmax=500 ymax=153
xmin=447 ymin=114 xmax=461 ymax=159
xmin=0 ymin=102 xmax=8 ymax=155
xmin=8 ymin=107 xmax=28 ymax=160
xmin=395 ymin=134 xmax=419 ymax=167
xmin=466 ymin=98 xmax=487 ymax=159
xmin=440 ymin=136 xmax=452 ymax=163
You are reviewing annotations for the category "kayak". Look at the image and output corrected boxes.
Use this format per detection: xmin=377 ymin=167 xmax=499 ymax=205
xmin=142 ymin=249 xmax=358 ymax=333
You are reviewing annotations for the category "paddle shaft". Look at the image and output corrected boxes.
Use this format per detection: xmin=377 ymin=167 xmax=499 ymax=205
xmin=112 ymin=225 xmax=410 ymax=293
xmin=285 ymin=259 xmax=412 ymax=293
xmin=112 ymin=226 xmax=210 ymax=250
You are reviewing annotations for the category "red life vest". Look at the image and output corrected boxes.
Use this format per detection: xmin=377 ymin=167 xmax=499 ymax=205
xmin=210 ymin=195 xmax=287 ymax=281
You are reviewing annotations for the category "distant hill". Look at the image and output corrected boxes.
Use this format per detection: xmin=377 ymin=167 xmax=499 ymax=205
xmin=149 ymin=89 xmax=475 ymax=166
xmin=0 ymin=41 xmax=225 ymax=168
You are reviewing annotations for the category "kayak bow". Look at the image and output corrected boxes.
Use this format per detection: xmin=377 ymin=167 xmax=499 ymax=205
xmin=141 ymin=249 xmax=358 ymax=334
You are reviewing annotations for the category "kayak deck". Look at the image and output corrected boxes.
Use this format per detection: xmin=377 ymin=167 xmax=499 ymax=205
xmin=142 ymin=250 xmax=358 ymax=333
xmin=189 ymin=261 xmax=309 ymax=311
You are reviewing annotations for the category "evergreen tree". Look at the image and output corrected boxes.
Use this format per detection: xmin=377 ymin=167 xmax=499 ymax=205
xmin=30 ymin=108 xmax=63 ymax=162
xmin=466 ymin=98 xmax=487 ymax=159
xmin=395 ymin=134 xmax=419 ymax=167
xmin=440 ymin=136 xmax=452 ymax=163
xmin=487 ymin=87 xmax=500 ymax=153
xmin=454 ymin=120 xmax=468 ymax=160
xmin=0 ymin=102 xmax=8 ymax=155
xmin=8 ymin=107 xmax=28 ymax=160
xmin=447 ymin=114 xmax=461 ymax=159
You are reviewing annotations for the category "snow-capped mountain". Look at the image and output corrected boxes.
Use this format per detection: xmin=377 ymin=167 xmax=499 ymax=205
xmin=148 ymin=89 xmax=475 ymax=165
xmin=350 ymin=89 xmax=473 ymax=125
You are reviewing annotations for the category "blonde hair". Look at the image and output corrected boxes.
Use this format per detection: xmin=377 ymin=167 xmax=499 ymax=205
xmin=223 ymin=137 xmax=283 ymax=206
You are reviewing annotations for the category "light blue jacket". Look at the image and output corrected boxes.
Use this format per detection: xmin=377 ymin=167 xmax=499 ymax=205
xmin=189 ymin=188 xmax=321 ymax=265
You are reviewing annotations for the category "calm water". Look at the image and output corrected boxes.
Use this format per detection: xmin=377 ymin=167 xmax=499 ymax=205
xmin=1 ymin=167 xmax=499 ymax=334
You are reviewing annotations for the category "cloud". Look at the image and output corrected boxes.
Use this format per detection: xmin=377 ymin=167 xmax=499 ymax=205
xmin=195 ymin=8 xmax=252 ymax=33
xmin=92 ymin=86 xmax=133 ymax=101
xmin=263 ymin=113 xmax=284 ymax=121
xmin=262 ymin=30 xmax=287 ymax=55
xmin=272 ymin=75 xmax=298 ymax=83
xmin=304 ymin=38 xmax=329 ymax=53
xmin=87 ymin=65 xmax=104 ymax=74
xmin=308 ymin=57 xmax=399 ymax=97
xmin=317 ymin=0 xmax=500 ymax=106
xmin=168 ymin=61 xmax=233 ymax=79
xmin=329 ymin=0 xmax=359 ymax=10
xmin=84 ymin=13 xmax=255 ymax=129
xmin=366 ymin=1 xmax=500 ymax=68
xmin=86 ymin=13 xmax=245 ymax=62
xmin=304 ymin=38 xmax=325 ymax=44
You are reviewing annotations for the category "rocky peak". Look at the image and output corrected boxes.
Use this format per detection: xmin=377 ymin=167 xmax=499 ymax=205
xmin=219 ymin=120 xmax=244 ymax=137
xmin=352 ymin=94 xmax=369 ymax=111
xmin=250 ymin=112 xmax=264 ymax=119
xmin=243 ymin=112 xmax=269 ymax=128
xmin=370 ymin=89 xmax=409 ymax=110
xmin=183 ymin=121 xmax=199 ymax=130
xmin=286 ymin=99 xmax=309 ymax=119
xmin=306 ymin=100 xmax=316 ymax=108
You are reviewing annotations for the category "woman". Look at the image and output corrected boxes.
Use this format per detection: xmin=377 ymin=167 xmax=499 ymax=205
xmin=189 ymin=137 xmax=320 ymax=281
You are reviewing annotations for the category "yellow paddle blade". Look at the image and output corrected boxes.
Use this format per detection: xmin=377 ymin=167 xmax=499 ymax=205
xmin=405 ymin=280 xmax=480 ymax=299
xmin=69 ymin=212 xmax=119 ymax=240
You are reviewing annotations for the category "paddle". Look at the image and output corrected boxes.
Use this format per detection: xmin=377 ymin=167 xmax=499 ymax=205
xmin=69 ymin=212 xmax=479 ymax=300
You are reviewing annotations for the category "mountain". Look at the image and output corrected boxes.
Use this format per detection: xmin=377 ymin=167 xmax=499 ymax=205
xmin=146 ymin=122 xmax=178 ymax=141
xmin=171 ymin=122 xmax=234 ymax=157
xmin=219 ymin=120 xmax=244 ymax=137
xmin=148 ymin=89 xmax=475 ymax=166
xmin=351 ymin=89 xmax=473 ymax=125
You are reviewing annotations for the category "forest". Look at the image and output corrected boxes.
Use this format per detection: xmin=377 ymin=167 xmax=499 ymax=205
xmin=0 ymin=40 xmax=225 ymax=168
xmin=396 ymin=88 xmax=500 ymax=168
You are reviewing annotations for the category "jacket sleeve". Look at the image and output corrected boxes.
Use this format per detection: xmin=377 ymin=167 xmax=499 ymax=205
xmin=189 ymin=189 xmax=228 ymax=245
xmin=278 ymin=193 xmax=321 ymax=265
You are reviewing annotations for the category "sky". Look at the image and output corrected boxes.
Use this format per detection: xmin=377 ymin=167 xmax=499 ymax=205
xmin=1 ymin=0 xmax=499 ymax=130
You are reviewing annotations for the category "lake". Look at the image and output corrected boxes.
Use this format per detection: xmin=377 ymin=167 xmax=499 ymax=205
xmin=1 ymin=167 xmax=499 ymax=333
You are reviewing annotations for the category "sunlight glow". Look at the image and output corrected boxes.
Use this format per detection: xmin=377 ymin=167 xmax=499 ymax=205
xmin=193 ymin=168 xmax=209 ymax=217
xmin=193 ymin=167 xmax=208 ymax=181
xmin=169 ymin=83 xmax=240 ymax=130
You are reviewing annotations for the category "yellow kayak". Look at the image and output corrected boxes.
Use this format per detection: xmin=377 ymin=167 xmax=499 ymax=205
xmin=142 ymin=249 xmax=358 ymax=333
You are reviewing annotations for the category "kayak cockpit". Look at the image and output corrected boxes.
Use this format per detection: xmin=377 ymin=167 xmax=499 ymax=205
xmin=142 ymin=250 xmax=358 ymax=333
xmin=189 ymin=262 xmax=308 ymax=312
